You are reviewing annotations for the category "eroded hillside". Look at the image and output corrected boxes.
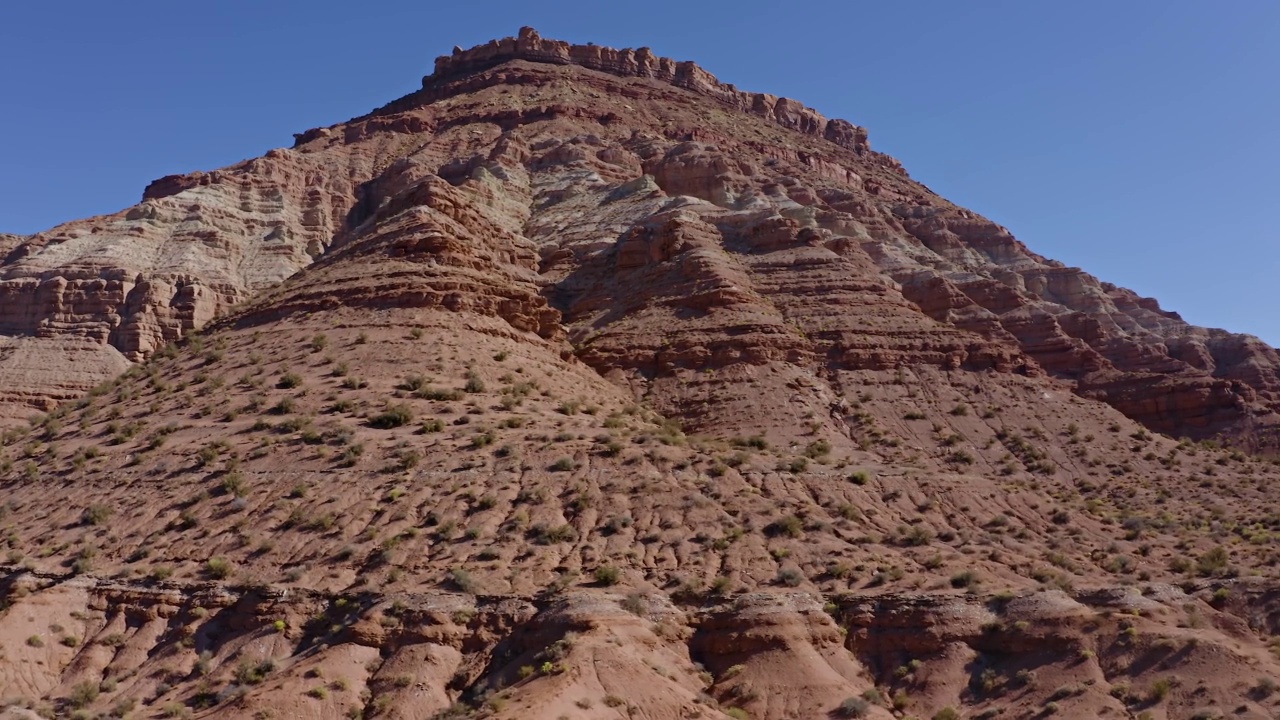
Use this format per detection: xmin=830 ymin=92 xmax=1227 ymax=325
xmin=2 ymin=27 xmax=1280 ymax=720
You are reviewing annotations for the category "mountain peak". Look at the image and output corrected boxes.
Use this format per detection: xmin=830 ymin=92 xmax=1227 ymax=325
xmin=418 ymin=26 xmax=871 ymax=153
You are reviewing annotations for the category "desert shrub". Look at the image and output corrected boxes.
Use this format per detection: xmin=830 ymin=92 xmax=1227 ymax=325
xmin=277 ymin=373 xmax=303 ymax=389
xmin=529 ymin=523 xmax=576 ymax=545
xmin=205 ymin=557 xmax=233 ymax=579
xmin=1148 ymin=677 xmax=1174 ymax=703
xmin=775 ymin=567 xmax=804 ymax=587
xmin=450 ymin=568 xmax=479 ymax=594
xmin=767 ymin=515 xmax=804 ymax=538
xmin=804 ymin=439 xmax=831 ymax=458
xmin=1252 ymin=677 xmax=1279 ymax=698
xmin=268 ymin=397 xmax=295 ymax=415
xmin=69 ymin=681 xmax=100 ymax=708
xmin=234 ymin=658 xmax=276 ymax=685
xmin=400 ymin=375 xmax=429 ymax=392
xmin=81 ymin=503 xmax=113 ymax=526
xmin=594 ymin=566 xmax=621 ymax=586
xmin=1196 ymin=546 xmax=1230 ymax=576
xmin=549 ymin=457 xmax=575 ymax=472
xmin=220 ymin=472 xmax=247 ymax=497
xmin=416 ymin=386 xmax=460 ymax=401
xmin=836 ymin=697 xmax=870 ymax=718
xmin=903 ymin=525 xmax=934 ymax=546
xmin=369 ymin=404 xmax=413 ymax=429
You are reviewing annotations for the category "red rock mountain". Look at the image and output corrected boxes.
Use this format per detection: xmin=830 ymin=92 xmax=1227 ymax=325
xmin=2 ymin=28 xmax=1280 ymax=720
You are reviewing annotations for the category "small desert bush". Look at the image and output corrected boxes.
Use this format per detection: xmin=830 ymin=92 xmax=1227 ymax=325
xmin=836 ymin=697 xmax=870 ymax=718
xmin=369 ymin=404 xmax=413 ymax=429
xmin=205 ymin=557 xmax=233 ymax=579
xmin=81 ymin=503 xmax=113 ymax=526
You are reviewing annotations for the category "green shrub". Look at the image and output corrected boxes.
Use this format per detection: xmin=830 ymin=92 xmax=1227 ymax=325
xmin=594 ymin=566 xmax=621 ymax=586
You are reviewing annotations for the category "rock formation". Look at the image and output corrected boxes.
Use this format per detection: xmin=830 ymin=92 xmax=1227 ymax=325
xmin=2 ymin=28 xmax=1277 ymax=451
xmin=2 ymin=28 xmax=1280 ymax=720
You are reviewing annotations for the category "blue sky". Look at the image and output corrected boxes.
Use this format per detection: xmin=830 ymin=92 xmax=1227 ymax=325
xmin=2 ymin=1 xmax=1277 ymax=344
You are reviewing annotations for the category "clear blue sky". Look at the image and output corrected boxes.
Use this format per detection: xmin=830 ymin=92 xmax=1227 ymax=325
xmin=2 ymin=1 xmax=1277 ymax=344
